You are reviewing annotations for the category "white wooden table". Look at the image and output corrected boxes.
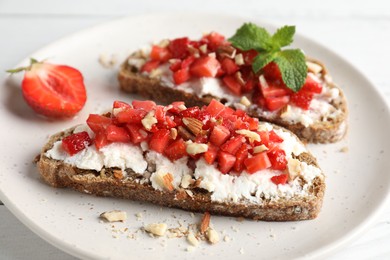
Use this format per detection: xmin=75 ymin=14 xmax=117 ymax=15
xmin=1 ymin=0 xmax=390 ymax=259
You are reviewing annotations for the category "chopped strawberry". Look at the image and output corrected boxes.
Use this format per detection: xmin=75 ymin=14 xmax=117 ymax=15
xmin=181 ymin=55 xmax=196 ymax=69
xmin=140 ymin=60 xmax=160 ymax=73
xmin=204 ymin=143 xmax=218 ymax=164
xmin=173 ymin=68 xmax=190 ymax=84
xmin=126 ymin=124 xmax=148 ymax=144
xmin=234 ymin=144 xmax=249 ymax=173
xmin=265 ymin=96 xmax=289 ymax=111
xmin=221 ymin=136 xmax=244 ymax=155
xmin=164 ymin=138 xmax=187 ymax=161
xmin=205 ymin=99 xmax=225 ymax=117
xmin=222 ymin=75 xmax=241 ymax=95
xmin=217 ymin=151 xmax=236 ymax=174
xmin=267 ymin=148 xmax=287 ymax=170
xmin=210 ymin=125 xmax=230 ymax=146
xmin=218 ymin=106 xmax=235 ymax=118
xmin=220 ymin=58 xmax=239 ymax=75
xmin=180 ymin=106 xmax=200 ymax=118
xmin=86 ymin=114 xmax=112 ymax=134
xmin=12 ymin=61 xmax=87 ymax=118
xmin=290 ymin=91 xmax=313 ymax=110
xmin=62 ymin=132 xmax=91 ymax=156
xmin=271 ymin=174 xmax=288 ymax=185
xmin=168 ymin=37 xmax=190 ymax=59
xmin=262 ymin=62 xmax=282 ymax=81
xmin=113 ymin=100 xmax=131 ymax=109
xmin=116 ymin=108 xmax=147 ymax=124
xmin=106 ymin=125 xmax=131 ymax=143
xmin=257 ymin=131 xmax=269 ymax=147
xmin=269 ymin=130 xmax=284 ymax=143
xmin=203 ymin=32 xmax=226 ymax=51
xmin=168 ymin=101 xmax=186 ymax=115
xmin=150 ymin=45 xmax=171 ymax=62
xmin=94 ymin=131 xmax=110 ymax=150
xmin=244 ymin=152 xmax=272 ymax=174
xmin=132 ymin=100 xmax=156 ymax=111
xmin=242 ymin=50 xmax=258 ymax=65
xmin=190 ymin=56 xmax=221 ymax=78
xmin=154 ymin=105 xmax=165 ymax=122
xmin=169 ymin=60 xmax=182 ymax=72
xmin=149 ymin=129 xmax=171 ymax=153
xmin=301 ymin=74 xmax=322 ymax=94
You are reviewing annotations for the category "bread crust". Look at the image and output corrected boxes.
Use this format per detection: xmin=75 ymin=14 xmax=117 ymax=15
xmin=36 ymin=126 xmax=325 ymax=221
xmin=118 ymin=56 xmax=348 ymax=143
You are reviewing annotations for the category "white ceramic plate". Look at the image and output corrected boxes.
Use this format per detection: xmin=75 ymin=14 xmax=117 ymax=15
xmin=1 ymin=13 xmax=390 ymax=260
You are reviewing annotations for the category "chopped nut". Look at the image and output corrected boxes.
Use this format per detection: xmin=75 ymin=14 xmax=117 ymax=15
xmin=224 ymin=235 xmax=231 ymax=242
xmin=186 ymin=246 xmax=195 ymax=252
xmin=178 ymin=104 xmax=187 ymax=111
xmin=253 ymin=144 xmax=268 ymax=154
xmin=135 ymin=212 xmax=143 ymax=220
xmin=208 ymin=52 xmax=216 ymax=58
xmin=192 ymin=177 xmax=203 ymax=188
xmin=113 ymin=169 xmax=124 ymax=180
xmin=339 ymin=146 xmax=349 ymax=153
xmin=199 ymin=44 xmax=208 ymax=54
xmin=158 ymin=39 xmax=170 ymax=48
xmin=188 ymin=45 xmax=200 ymax=56
xmin=217 ymin=45 xmax=236 ymax=59
xmin=206 ymin=228 xmax=219 ymax=244
xmin=153 ymin=171 xmax=175 ymax=191
xmin=306 ymin=61 xmax=323 ymax=74
xmin=259 ymin=75 xmax=269 ymax=88
xmin=177 ymin=126 xmax=196 ymax=141
xmin=234 ymin=71 xmax=245 ymax=86
xmin=280 ymin=105 xmax=291 ymax=118
xmin=236 ymin=130 xmax=260 ymax=143
xmin=287 ymin=158 xmax=301 ymax=180
xmin=100 ymin=210 xmax=127 ymax=222
xmin=185 ymin=189 xmax=194 ymax=198
xmin=141 ymin=111 xmax=157 ymax=131
xmin=181 ymin=174 xmax=193 ymax=189
xmin=234 ymin=53 xmax=244 ymax=65
xmin=186 ymin=142 xmax=208 ymax=155
xmin=187 ymin=231 xmax=199 ymax=247
xmin=112 ymin=107 xmax=125 ymax=117
xmin=182 ymin=117 xmax=204 ymax=136
xmin=176 ymin=189 xmax=188 ymax=200
xmin=170 ymin=128 xmax=178 ymax=140
xmin=98 ymin=54 xmax=118 ymax=68
xmin=240 ymin=96 xmax=251 ymax=107
xmin=145 ymin=223 xmax=167 ymax=236
xmin=163 ymin=173 xmax=174 ymax=192
xmin=239 ymin=247 xmax=245 ymax=254
xmin=149 ymin=69 xmax=163 ymax=78
xmin=200 ymin=212 xmax=211 ymax=234
xmin=127 ymin=57 xmax=146 ymax=69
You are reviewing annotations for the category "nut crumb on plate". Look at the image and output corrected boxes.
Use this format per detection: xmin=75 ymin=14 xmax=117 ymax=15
xmin=100 ymin=210 xmax=127 ymax=222
xmin=145 ymin=223 xmax=168 ymax=236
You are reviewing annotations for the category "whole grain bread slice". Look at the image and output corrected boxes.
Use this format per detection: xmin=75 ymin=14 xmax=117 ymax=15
xmin=36 ymin=125 xmax=325 ymax=221
xmin=118 ymin=55 xmax=348 ymax=143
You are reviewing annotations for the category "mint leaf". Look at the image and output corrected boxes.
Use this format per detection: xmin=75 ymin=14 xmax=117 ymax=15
xmin=252 ymin=52 xmax=276 ymax=73
xmin=228 ymin=23 xmax=272 ymax=51
xmin=271 ymin=25 xmax=295 ymax=49
xmin=273 ymin=49 xmax=307 ymax=92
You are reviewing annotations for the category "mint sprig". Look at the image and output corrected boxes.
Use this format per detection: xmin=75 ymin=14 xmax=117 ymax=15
xmin=229 ymin=23 xmax=307 ymax=92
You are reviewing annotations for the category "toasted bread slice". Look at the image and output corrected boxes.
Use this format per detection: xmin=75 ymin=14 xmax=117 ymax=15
xmin=118 ymin=51 xmax=348 ymax=144
xmin=36 ymin=123 xmax=325 ymax=221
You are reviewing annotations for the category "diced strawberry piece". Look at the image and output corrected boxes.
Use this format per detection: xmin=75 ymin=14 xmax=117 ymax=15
xmin=301 ymin=74 xmax=323 ymax=94
xmin=252 ymin=89 xmax=266 ymax=108
xmin=269 ymin=130 xmax=284 ymax=143
xmin=113 ymin=100 xmax=131 ymax=109
xmin=168 ymin=37 xmax=190 ymax=59
xmin=94 ymin=131 xmax=110 ymax=150
xmin=169 ymin=60 xmax=182 ymax=72
xmin=244 ymin=152 xmax=272 ymax=174
xmin=181 ymin=55 xmax=196 ymax=69
xmin=86 ymin=114 xmax=112 ymax=134
xmin=290 ymin=91 xmax=313 ymax=110
xmin=271 ymin=174 xmax=288 ymax=185
xmin=233 ymin=109 xmax=246 ymax=117
xmin=265 ymin=96 xmax=290 ymax=111
xmin=149 ymin=129 xmax=171 ymax=153
xmin=164 ymin=138 xmax=187 ymax=161
xmin=210 ymin=125 xmax=230 ymax=146
xmin=257 ymin=131 xmax=269 ymax=147
xmin=164 ymin=115 xmax=177 ymax=128
xmin=150 ymin=45 xmax=171 ymax=62
xmin=218 ymin=106 xmax=235 ymax=118
xmin=140 ymin=60 xmax=160 ymax=73
xmin=62 ymin=131 xmax=92 ymax=156
xmin=195 ymin=135 xmax=208 ymax=144
xmin=217 ymin=151 xmax=236 ymax=174
xmin=180 ymin=106 xmax=200 ymax=118
xmin=106 ymin=125 xmax=131 ymax=143
xmin=203 ymin=32 xmax=226 ymax=51
xmin=205 ymin=99 xmax=225 ymax=117
xmin=262 ymin=62 xmax=282 ymax=81
xmin=190 ymin=56 xmax=221 ymax=78
xmin=173 ymin=68 xmax=190 ymax=84
xmin=246 ymin=117 xmax=259 ymax=131
xmin=154 ymin=105 xmax=165 ymax=122
xmin=242 ymin=50 xmax=258 ymax=65
xmin=242 ymin=78 xmax=255 ymax=93
xmin=234 ymin=144 xmax=249 ymax=173
xmin=168 ymin=101 xmax=186 ymax=114
xmin=222 ymin=75 xmax=241 ymax=95
xmin=260 ymin=84 xmax=292 ymax=98
xmin=220 ymin=58 xmax=239 ymax=75
xmin=132 ymin=100 xmax=156 ymax=111
xmin=116 ymin=108 xmax=147 ymax=124
xmin=204 ymin=143 xmax=219 ymax=165
xmin=267 ymin=148 xmax=287 ymax=170
xmin=221 ymin=136 xmax=244 ymax=155
xmin=126 ymin=124 xmax=148 ymax=144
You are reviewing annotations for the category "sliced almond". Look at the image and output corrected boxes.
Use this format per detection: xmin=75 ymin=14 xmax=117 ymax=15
xmin=100 ymin=210 xmax=127 ymax=222
xmin=149 ymin=68 xmax=163 ymax=78
xmin=240 ymin=96 xmax=251 ymax=107
xmin=200 ymin=212 xmax=211 ymax=234
xmin=181 ymin=174 xmax=193 ymax=189
xmin=205 ymin=228 xmax=219 ymax=244
xmin=163 ymin=173 xmax=174 ymax=192
xmin=141 ymin=111 xmax=157 ymax=131
xmin=217 ymin=45 xmax=236 ymax=59
xmin=177 ymin=126 xmax=196 ymax=141
xmin=234 ymin=53 xmax=244 ymax=65
xmin=187 ymin=231 xmax=199 ymax=247
xmin=170 ymin=128 xmax=178 ymax=140
xmin=259 ymin=75 xmax=269 ymax=88
xmin=234 ymin=71 xmax=245 ymax=86
xmin=158 ymin=39 xmax=170 ymax=48
xmin=253 ymin=144 xmax=268 ymax=154
xmin=192 ymin=176 xmax=203 ymax=188
xmin=182 ymin=117 xmax=204 ymax=136
xmin=236 ymin=129 xmax=260 ymax=143
xmin=186 ymin=142 xmax=208 ymax=155
xmin=185 ymin=189 xmax=194 ymax=198
xmin=306 ymin=61 xmax=323 ymax=74
xmin=145 ymin=223 xmax=167 ymax=236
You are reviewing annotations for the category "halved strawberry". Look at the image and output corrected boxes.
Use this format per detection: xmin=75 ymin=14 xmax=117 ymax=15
xmin=62 ymin=131 xmax=91 ymax=156
xmin=8 ymin=60 xmax=87 ymax=118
